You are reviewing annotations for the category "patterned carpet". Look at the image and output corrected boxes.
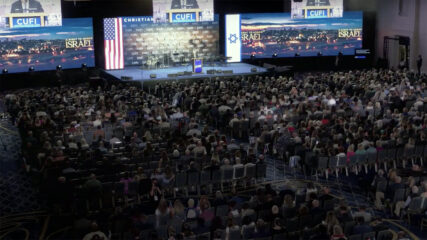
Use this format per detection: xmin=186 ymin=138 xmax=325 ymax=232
xmin=0 ymin=113 xmax=43 ymax=216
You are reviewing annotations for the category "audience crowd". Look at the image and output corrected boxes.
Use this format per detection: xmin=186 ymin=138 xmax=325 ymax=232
xmin=3 ymin=68 xmax=427 ymax=240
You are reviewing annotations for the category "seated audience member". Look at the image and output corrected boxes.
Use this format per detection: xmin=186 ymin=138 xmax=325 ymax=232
xmin=82 ymin=222 xmax=108 ymax=240
xmin=352 ymin=206 xmax=372 ymax=223
xmin=330 ymin=224 xmax=347 ymax=240
xmin=225 ymin=217 xmax=240 ymax=240
xmin=353 ymin=217 xmax=373 ymax=235
xmin=311 ymin=224 xmax=330 ymax=240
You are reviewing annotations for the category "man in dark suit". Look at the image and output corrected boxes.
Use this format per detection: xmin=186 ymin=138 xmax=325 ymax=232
xmin=353 ymin=217 xmax=373 ymax=235
xmin=171 ymin=0 xmax=199 ymax=9
xmin=10 ymin=0 xmax=44 ymax=13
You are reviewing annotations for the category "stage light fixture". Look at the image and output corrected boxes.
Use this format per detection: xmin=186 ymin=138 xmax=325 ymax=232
xmin=295 ymin=53 xmax=300 ymax=57
xmin=29 ymin=66 xmax=35 ymax=72
xmin=250 ymin=54 xmax=255 ymax=59
xmin=56 ymin=65 xmax=62 ymax=71
xmin=272 ymin=53 xmax=278 ymax=58
xmin=2 ymin=68 xmax=8 ymax=74
xmin=317 ymin=52 xmax=323 ymax=56
xmin=81 ymin=63 xmax=87 ymax=68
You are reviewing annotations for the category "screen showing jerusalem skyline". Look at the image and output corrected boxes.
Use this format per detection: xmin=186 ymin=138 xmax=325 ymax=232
xmin=240 ymin=11 xmax=363 ymax=59
xmin=0 ymin=18 xmax=94 ymax=73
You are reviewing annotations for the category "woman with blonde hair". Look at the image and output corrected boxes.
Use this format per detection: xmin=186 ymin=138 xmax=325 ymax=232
xmin=173 ymin=199 xmax=185 ymax=220
xmin=325 ymin=211 xmax=339 ymax=235
xmin=330 ymin=224 xmax=347 ymax=240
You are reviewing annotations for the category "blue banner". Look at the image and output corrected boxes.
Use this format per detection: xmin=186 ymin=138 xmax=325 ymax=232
xmin=172 ymin=12 xmax=197 ymax=23
xmin=12 ymin=17 xmax=42 ymax=28
xmin=306 ymin=9 xmax=329 ymax=19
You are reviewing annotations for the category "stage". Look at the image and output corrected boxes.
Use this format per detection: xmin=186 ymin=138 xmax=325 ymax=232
xmin=103 ymin=62 xmax=267 ymax=82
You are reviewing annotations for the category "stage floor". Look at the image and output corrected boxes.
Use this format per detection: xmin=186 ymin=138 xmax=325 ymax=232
xmin=103 ymin=62 xmax=267 ymax=82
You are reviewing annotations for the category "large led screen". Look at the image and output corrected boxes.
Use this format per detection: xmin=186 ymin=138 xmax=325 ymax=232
xmin=291 ymin=0 xmax=343 ymax=19
xmin=104 ymin=16 xmax=219 ymax=70
xmin=0 ymin=18 xmax=95 ymax=73
xmin=153 ymin=0 xmax=214 ymax=23
xmin=226 ymin=11 xmax=363 ymax=61
xmin=0 ymin=0 xmax=62 ymax=28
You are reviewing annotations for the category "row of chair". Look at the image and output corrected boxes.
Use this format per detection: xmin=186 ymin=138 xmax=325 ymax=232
xmin=311 ymin=146 xmax=427 ymax=179
xmin=174 ymin=163 xmax=267 ymax=197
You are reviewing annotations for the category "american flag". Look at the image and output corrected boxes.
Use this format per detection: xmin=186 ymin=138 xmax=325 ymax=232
xmin=104 ymin=18 xmax=124 ymax=70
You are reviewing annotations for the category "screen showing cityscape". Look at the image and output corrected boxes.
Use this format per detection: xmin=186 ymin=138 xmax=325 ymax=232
xmin=104 ymin=16 xmax=219 ymax=70
xmin=226 ymin=11 xmax=363 ymax=61
xmin=0 ymin=0 xmax=62 ymax=28
xmin=0 ymin=18 xmax=94 ymax=73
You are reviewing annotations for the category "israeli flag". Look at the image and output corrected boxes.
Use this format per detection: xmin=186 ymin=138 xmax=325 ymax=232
xmin=225 ymin=14 xmax=241 ymax=63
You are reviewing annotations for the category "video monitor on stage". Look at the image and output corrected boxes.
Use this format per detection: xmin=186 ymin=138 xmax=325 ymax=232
xmin=103 ymin=16 xmax=219 ymax=70
xmin=153 ymin=0 xmax=214 ymax=23
xmin=225 ymin=11 xmax=363 ymax=62
xmin=0 ymin=0 xmax=62 ymax=29
xmin=0 ymin=18 xmax=94 ymax=73
xmin=291 ymin=0 xmax=343 ymax=19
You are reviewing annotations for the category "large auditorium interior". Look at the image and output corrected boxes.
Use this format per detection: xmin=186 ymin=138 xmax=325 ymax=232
xmin=1 ymin=0 xmax=427 ymax=239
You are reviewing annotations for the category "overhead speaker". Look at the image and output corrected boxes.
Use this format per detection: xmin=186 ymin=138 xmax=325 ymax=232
xmin=251 ymin=68 xmax=257 ymax=72
xmin=223 ymin=70 xmax=233 ymax=74
xmin=207 ymin=70 xmax=215 ymax=74
xmin=167 ymin=73 xmax=178 ymax=78
xmin=184 ymin=71 xmax=193 ymax=76
xmin=150 ymin=74 xmax=157 ymax=79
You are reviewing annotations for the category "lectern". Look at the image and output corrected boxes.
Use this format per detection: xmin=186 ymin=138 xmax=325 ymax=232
xmin=193 ymin=58 xmax=203 ymax=73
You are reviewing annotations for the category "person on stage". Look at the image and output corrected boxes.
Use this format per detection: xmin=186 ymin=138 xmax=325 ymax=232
xmin=171 ymin=0 xmax=199 ymax=9
xmin=10 ymin=0 xmax=44 ymax=13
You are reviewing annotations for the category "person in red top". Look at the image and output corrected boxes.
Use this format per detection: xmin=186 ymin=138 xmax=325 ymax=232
xmin=330 ymin=224 xmax=347 ymax=240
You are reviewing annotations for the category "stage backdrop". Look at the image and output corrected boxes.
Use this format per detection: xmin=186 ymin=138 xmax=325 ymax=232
xmin=0 ymin=18 xmax=94 ymax=73
xmin=226 ymin=11 xmax=363 ymax=62
xmin=103 ymin=16 xmax=219 ymax=70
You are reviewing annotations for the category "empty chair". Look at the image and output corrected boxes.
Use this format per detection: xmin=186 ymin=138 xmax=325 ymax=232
xmin=228 ymin=228 xmax=241 ymax=240
xmin=216 ymin=204 xmax=229 ymax=217
xmin=197 ymin=232 xmax=211 ymax=240
xmin=344 ymin=221 xmax=355 ymax=235
xmin=273 ymin=233 xmax=286 ymax=240
xmin=199 ymin=170 xmax=211 ymax=193
xmin=174 ymin=172 xmax=187 ymax=197
xmin=221 ymin=167 xmax=234 ymax=191
xmin=348 ymin=234 xmax=362 ymax=240
xmin=187 ymin=171 xmax=200 ymax=194
xmin=245 ymin=163 xmax=256 ymax=179
xmin=114 ymin=182 xmax=125 ymax=197
xmin=377 ymin=230 xmax=393 ymax=240
xmin=234 ymin=165 xmax=245 ymax=179
xmin=211 ymin=169 xmax=222 ymax=184
xmin=407 ymin=197 xmax=427 ymax=224
xmin=318 ymin=156 xmax=329 ymax=178
xmin=242 ymin=225 xmax=255 ymax=239
xmin=256 ymin=163 xmax=267 ymax=182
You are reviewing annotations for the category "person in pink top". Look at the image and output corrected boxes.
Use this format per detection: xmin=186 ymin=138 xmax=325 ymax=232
xmin=346 ymin=144 xmax=355 ymax=163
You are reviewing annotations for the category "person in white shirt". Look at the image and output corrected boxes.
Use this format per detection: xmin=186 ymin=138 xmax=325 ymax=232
xmin=82 ymin=222 xmax=108 ymax=240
